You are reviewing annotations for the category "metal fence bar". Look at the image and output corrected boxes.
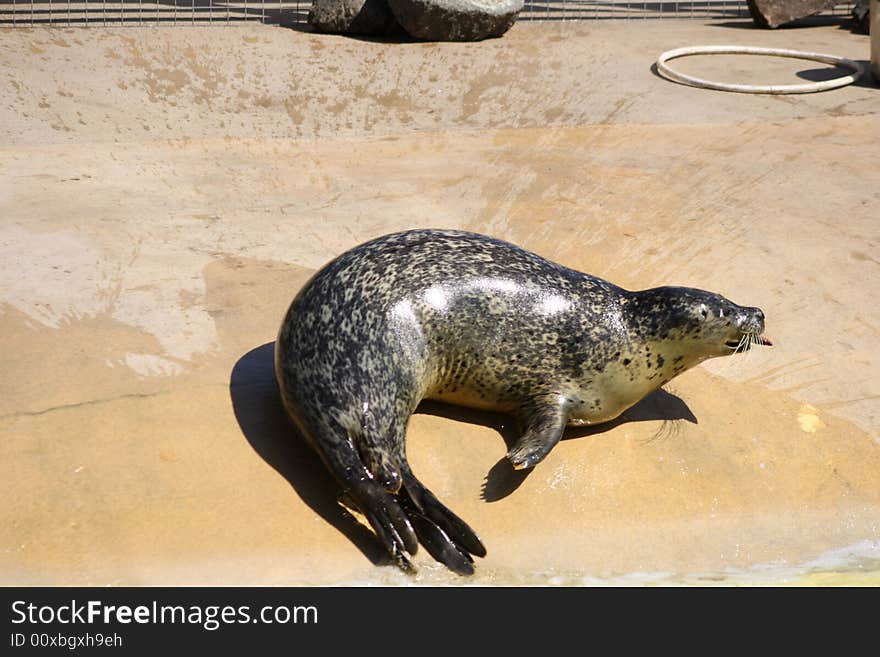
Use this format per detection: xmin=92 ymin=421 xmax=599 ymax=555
xmin=0 ymin=1 xmax=856 ymax=26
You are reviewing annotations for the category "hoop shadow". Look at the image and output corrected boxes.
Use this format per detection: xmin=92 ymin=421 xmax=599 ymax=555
xmin=797 ymin=61 xmax=876 ymax=89
xmin=231 ymin=341 xmax=697 ymax=559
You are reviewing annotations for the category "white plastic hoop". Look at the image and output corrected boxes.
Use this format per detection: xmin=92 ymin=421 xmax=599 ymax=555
xmin=656 ymin=45 xmax=866 ymax=94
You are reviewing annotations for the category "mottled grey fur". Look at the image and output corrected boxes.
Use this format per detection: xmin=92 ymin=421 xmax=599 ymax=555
xmin=275 ymin=229 xmax=767 ymax=574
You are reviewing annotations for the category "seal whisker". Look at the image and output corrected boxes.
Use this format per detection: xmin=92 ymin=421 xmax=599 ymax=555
xmin=747 ymin=333 xmax=758 ymax=361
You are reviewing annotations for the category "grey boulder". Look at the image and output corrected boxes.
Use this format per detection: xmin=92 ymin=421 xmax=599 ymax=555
xmin=387 ymin=0 xmax=523 ymax=41
xmin=746 ymin=0 xmax=842 ymax=28
xmin=307 ymin=0 xmax=402 ymax=36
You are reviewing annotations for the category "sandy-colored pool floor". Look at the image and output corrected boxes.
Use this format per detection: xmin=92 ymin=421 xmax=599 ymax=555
xmin=1 ymin=19 xmax=879 ymax=585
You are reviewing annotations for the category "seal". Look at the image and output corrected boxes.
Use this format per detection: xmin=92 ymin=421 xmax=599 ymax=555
xmin=274 ymin=229 xmax=771 ymax=574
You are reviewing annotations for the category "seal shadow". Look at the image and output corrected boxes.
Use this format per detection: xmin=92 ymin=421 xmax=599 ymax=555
xmin=230 ymin=341 xmax=698 ymax=561
xmin=418 ymin=388 xmax=697 ymax=503
xmin=229 ymin=341 xmax=392 ymax=567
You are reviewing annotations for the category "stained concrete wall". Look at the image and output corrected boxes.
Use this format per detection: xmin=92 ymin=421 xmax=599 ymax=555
xmin=1 ymin=20 xmax=878 ymax=584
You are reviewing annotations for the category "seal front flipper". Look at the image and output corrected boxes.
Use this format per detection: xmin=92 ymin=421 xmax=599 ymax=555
xmin=506 ymin=403 xmax=567 ymax=470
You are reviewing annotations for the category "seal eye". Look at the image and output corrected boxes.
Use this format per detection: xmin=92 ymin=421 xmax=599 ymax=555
xmin=699 ymin=305 xmax=708 ymax=320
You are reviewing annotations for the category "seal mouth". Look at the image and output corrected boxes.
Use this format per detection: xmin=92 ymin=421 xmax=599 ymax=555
xmin=725 ymin=333 xmax=773 ymax=350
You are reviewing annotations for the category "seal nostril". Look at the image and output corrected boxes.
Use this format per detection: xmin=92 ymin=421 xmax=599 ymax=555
xmin=748 ymin=308 xmax=765 ymax=332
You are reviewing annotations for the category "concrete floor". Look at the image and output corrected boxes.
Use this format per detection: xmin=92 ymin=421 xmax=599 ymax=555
xmin=1 ymin=19 xmax=879 ymax=585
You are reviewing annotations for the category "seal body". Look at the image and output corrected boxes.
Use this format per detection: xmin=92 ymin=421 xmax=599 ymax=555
xmin=275 ymin=229 xmax=769 ymax=574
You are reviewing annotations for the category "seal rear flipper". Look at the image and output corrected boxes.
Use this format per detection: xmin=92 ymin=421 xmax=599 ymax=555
xmin=402 ymin=470 xmax=487 ymax=559
xmin=350 ymin=482 xmax=420 ymax=558
xmin=407 ymin=511 xmax=475 ymax=576
xmin=338 ymin=491 xmax=417 ymax=573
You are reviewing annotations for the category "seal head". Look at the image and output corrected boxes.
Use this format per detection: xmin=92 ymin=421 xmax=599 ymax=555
xmin=626 ymin=286 xmax=768 ymax=358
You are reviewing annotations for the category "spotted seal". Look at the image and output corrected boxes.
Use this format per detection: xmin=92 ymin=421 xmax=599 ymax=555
xmin=274 ymin=229 xmax=771 ymax=574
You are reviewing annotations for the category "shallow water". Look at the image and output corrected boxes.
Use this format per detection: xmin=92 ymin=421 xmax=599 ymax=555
xmin=339 ymin=540 xmax=880 ymax=587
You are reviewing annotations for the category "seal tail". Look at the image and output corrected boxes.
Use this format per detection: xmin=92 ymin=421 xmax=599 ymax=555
xmin=400 ymin=469 xmax=487 ymax=576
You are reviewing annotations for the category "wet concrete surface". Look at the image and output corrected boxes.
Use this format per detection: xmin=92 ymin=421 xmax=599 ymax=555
xmin=1 ymin=20 xmax=879 ymax=585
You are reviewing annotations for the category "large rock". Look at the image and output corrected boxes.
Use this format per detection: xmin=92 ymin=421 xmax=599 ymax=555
xmin=746 ymin=0 xmax=841 ymax=28
xmin=307 ymin=0 xmax=401 ymax=36
xmin=387 ymin=0 xmax=523 ymax=41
